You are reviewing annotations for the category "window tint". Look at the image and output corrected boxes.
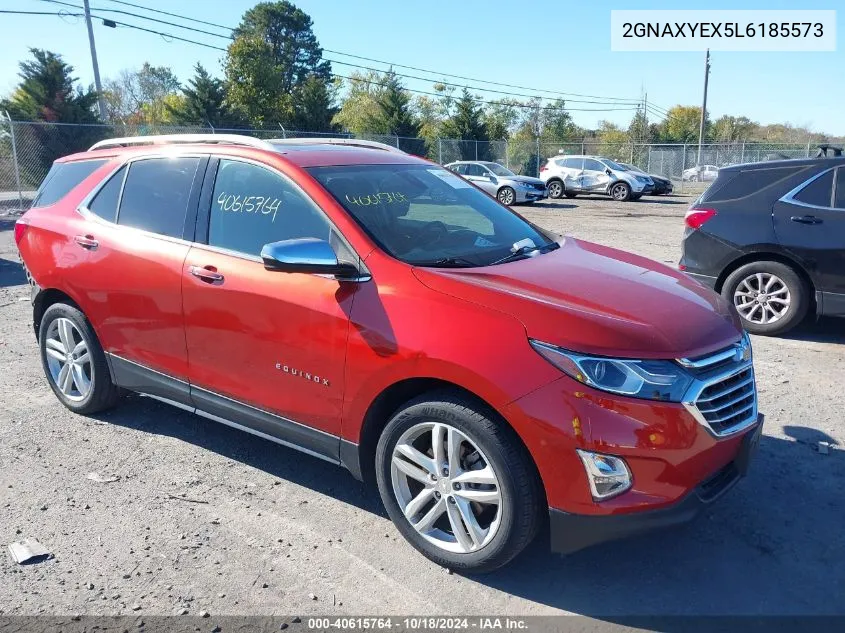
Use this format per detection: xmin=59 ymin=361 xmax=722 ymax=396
xmin=562 ymin=157 xmax=582 ymax=169
xmin=464 ymin=164 xmax=485 ymax=177
xmin=794 ymin=169 xmax=834 ymax=208
xmin=449 ymin=164 xmax=465 ymax=175
xmin=834 ymin=168 xmax=845 ymax=209
xmin=117 ymin=158 xmax=200 ymax=238
xmin=208 ymin=159 xmax=331 ymax=256
xmin=87 ymin=166 xmax=126 ymax=222
xmin=32 ymin=160 xmax=107 ymax=208
xmin=583 ymin=159 xmax=605 ymax=172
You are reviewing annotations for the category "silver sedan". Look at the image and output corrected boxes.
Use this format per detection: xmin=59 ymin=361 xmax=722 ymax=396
xmin=445 ymin=161 xmax=547 ymax=205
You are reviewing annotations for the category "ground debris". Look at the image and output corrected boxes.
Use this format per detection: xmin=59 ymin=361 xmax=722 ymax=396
xmin=87 ymin=471 xmax=120 ymax=483
xmin=8 ymin=538 xmax=51 ymax=564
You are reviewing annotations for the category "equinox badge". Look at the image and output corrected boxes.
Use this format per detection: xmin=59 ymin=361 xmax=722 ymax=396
xmin=275 ymin=363 xmax=330 ymax=387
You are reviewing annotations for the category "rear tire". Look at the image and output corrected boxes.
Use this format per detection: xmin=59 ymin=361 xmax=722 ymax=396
xmin=375 ymin=391 xmax=542 ymax=573
xmin=721 ymin=261 xmax=809 ymax=336
xmin=546 ymin=180 xmax=564 ymax=199
xmin=39 ymin=303 xmax=120 ymax=415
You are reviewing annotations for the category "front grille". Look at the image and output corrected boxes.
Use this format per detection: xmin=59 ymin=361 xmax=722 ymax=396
xmin=690 ymin=365 xmax=757 ymax=436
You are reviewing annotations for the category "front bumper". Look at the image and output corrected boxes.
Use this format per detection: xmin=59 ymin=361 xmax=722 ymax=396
xmin=516 ymin=187 xmax=547 ymax=202
xmin=550 ymin=415 xmax=763 ymax=554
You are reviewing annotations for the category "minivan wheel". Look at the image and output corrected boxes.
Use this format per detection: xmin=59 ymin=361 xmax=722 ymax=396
xmin=610 ymin=182 xmax=632 ymax=201
xmin=375 ymin=392 xmax=541 ymax=573
xmin=497 ymin=186 xmax=516 ymax=206
xmin=722 ymin=261 xmax=809 ymax=336
xmin=39 ymin=303 xmax=120 ymax=414
xmin=547 ymin=180 xmax=564 ymax=199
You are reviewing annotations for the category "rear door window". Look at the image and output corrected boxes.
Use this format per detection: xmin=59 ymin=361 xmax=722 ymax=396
xmin=562 ymin=157 xmax=583 ymax=170
xmin=207 ymin=159 xmax=331 ymax=256
xmin=794 ymin=169 xmax=834 ymax=208
xmin=87 ymin=166 xmax=126 ymax=222
xmin=117 ymin=157 xmax=202 ymax=238
xmin=31 ymin=159 xmax=107 ymax=208
xmin=583 ymin=159 xmax=605 ymax=172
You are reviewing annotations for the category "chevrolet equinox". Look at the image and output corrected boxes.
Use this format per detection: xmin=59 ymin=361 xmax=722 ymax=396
xmin=15 ymin=134 xmax=763 ymax=572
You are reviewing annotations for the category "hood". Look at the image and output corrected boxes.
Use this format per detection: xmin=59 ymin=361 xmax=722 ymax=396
xmin=412 ymin=238 xmax=741 ymax=359
xmin=508 ymin=175 xmax=545 ymax=185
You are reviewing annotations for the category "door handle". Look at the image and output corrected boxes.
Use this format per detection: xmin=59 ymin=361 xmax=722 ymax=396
xmin=73 ymin=234 xmax=98 ymax=250
xmin=189 ymin=265 xmax=224 ymax=284
xmin=790 ymin=215 xmax=823 ymax=225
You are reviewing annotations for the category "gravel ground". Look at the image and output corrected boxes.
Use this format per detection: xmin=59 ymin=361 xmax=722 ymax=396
xmin=0 ymin=196 xmax=843 ymax=618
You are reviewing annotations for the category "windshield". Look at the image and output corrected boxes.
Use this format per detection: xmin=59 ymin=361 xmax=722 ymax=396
xmin=308 ymin=164 xmax=553 ymax=267
xmin=484 ymin=163 xmax=516 ymax=177
xmin=600 ymin=158 xmax=625 ymax=171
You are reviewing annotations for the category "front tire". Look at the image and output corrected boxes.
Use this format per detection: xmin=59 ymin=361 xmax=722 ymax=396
xmin=39 ymin=303 xmax=120 ymax=414
xmin=497 ymin=186 xmax=516 ymax=206
xmin=609 ymin=181 xmax=632 ymax=201
xmin=375 ymin=392 xmax=542 ymax=573
xmin=546 ymin=180 xmax=564 ymax=199
xmin=721 ymin=261 xmax=809 ymax=336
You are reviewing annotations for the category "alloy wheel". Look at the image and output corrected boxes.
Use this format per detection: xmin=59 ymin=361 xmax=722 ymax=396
xmin=548 ymin=182 xmax=562 ymax=198
xmin=498 ymin=188 xmax=515 ymax=205
xmin=611 ymin=183 xmax=629 ymax=200
xmin=733 ymin=272 xmax=791 ymax=325
xmin=44 ymin=318 xmax=92 ymax=402
xmin=390 ymin=422 xmax=502 ymax=554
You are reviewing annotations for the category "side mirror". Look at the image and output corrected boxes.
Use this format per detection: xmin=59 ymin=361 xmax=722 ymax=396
xmin=260 ymin=238 xmax=360 ymax=279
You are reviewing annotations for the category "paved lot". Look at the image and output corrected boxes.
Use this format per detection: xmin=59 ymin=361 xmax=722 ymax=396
xmin=0 ymin=196 xmax=843 ymax=618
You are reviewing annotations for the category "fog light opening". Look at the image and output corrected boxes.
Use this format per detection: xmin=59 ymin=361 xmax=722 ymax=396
xmin=576 ymin=450 xmax=632 ymax=501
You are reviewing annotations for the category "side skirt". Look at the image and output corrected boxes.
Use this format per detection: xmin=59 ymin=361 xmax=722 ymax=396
xmin=107 ymin=353 xmax=363 ymax=474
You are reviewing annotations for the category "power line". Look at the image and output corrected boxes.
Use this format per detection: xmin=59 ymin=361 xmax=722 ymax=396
xmin=21 ymin=4 xmax=643 ymax=115
xmin=98 ymin=0 xmax=644 ymax=105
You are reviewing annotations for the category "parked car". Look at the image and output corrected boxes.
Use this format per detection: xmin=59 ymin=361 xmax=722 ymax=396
xmin=682 ymin=165 xmax=719 ymax=182
xmin=681 ymin=154 xmax=845 ymax=335
xmin=445 ymin=161 xmax=546 ymax=205
xmin=540 ymin=155 xmax=653 ymax=201
xmin=619 ymin=162 xmax=674 ymax=195
xmin=16 ymin=134 xmax=762 ymax=573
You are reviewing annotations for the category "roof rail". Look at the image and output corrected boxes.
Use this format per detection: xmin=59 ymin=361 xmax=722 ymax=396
xmin=268 ymin=137 xmax=406 ymax=154
xmin=88 ymin=134 xmax=274 ymax=152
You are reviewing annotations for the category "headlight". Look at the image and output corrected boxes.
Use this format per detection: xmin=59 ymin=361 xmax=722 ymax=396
xmin=529 ymin=340 xmax=694 ymax=401
xmin=576 ymin=450 xmax=632 ymax=500
xmin=635 ymin=175 xmax=648 ymax=183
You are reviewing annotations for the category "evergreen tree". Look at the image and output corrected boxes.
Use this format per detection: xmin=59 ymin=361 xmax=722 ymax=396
xmin=167 ymin=63 xmax=240 ymax=127
xmin=441 ymin=89 xmax=489 ymax=160
xmin=292 ymin=75 xmax=337 ymax=132
xmin=371 ymin=71 xmax=419 ymax=137
xmin=1 ymin=49 xmax=99 ymax=122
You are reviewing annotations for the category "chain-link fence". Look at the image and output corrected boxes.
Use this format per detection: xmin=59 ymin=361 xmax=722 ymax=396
xmin=0 ymin=117 xmax=821 ymax=211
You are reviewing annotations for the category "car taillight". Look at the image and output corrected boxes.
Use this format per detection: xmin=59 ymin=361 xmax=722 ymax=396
xmin=539 ymin=164 xmax=547 ymax=172
xmin=14 ymin=219 xmax=29 ymax=246
xmin=685 ymin=207 xmax=717 ymax=230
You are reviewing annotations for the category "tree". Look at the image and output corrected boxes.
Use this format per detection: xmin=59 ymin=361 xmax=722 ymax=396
xmin=594 ymin=120 xmax=629 ymax=161
xmin=371 ymin=71 xmax=419 ymax=137
xmin=102 ymin=63 xmax=180 ymax=124
xmin=540 ymin=99 xmax=578 ymax=141
xmin=225 ymin=1 xmax=331 ymax=126
xmin=657 ymin=105 xmax=705 ymax=143
xmin=292 ymin=74 xmax=338 ymax=132
xmin=332 ymin=71 xmax=385 ymax=134
xmin=0 ymin=49 xmax=99 ymax=122
xmin=627 ymin=108 xmax=650 ymax=143
xmin=484 ymin=99 xmax=520 ymax=140
xmin=711 ymin=115 xmax=758 ymax=142
xmin=166 ymin=63 xmax=241 ymax=127
xmin=441 ymin=89 xmax=489 ymax=160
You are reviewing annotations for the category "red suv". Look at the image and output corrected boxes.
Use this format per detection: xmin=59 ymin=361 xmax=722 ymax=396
xmin=16 ymin=134 xmax=763 ymax=572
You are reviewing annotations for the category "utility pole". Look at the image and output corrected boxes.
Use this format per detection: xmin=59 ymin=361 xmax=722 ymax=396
xmin=83 ymin=0 xmax=108 ymax=121
xmin=697 ymin=48 xmax=711 ymax=166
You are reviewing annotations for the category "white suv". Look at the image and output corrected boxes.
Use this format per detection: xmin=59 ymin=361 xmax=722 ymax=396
xmin=540 ymin=155 xmax=653 ymax=202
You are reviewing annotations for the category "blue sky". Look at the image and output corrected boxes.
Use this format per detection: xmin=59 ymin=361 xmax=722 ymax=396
xmin=1 ymin=0 xmax=842 ymax=134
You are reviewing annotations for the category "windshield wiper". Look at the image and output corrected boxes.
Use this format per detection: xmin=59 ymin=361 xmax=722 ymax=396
xmin=413 ymin=256 xmax=478 ymax=268
xmin=490 ymin=241 xmax=559 ymax=266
